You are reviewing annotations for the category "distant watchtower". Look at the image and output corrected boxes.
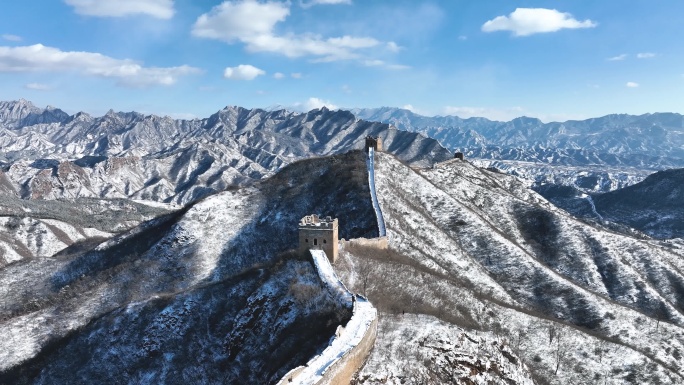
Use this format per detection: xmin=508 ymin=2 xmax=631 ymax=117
xmin=454 ymin=152 xmax=465 ymax=161
xmin=298 ymin=214 xmax=339 ymax=263
xmin=365 ymin=136 xmax=383 ymax=152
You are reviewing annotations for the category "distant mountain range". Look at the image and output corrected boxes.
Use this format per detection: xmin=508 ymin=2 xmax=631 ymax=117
xmin=352 ymin=107 xmax=684 ymax=169
xmin=536 ymin=168 xmax=684 ymax=239
xmin=0 ymin=100 xmax=451 ymax=204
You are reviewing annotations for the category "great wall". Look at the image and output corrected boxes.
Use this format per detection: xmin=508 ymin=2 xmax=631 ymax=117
xmin=277 ymin=141 xmax=386 ymax=385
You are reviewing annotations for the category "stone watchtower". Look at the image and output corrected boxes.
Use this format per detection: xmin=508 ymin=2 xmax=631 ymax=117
xmin=298 ymin=214 xmax=339 ymax=263
xmin=365 ymin=136 xmax=383 ymax=151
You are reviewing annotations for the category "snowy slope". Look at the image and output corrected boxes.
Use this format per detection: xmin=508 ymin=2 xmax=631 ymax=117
xmin=472 ymin=159 xmax=653 ymax=193
xmin=0 ymin=195 xmax=171 ymax=265
xmin=533 ymin=167 xmax=684 ymax=239
xmin=356 ymin=314 xmax=535 ymax=385
xmin=335 ymin=153 xmax=684 ymax=384
xmin=0 ymin=152 xmax=378 ymax=384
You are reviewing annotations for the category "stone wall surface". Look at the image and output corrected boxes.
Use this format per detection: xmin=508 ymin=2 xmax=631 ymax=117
xmin=342 ymin=237 xmax=388 ymax=250
xmin=316 ymin=310 xmax=378 ymax=385
xmin=276 ymin=251 xmax=377 ymax=385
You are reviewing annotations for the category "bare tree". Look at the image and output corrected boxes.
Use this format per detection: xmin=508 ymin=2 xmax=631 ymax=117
xmin=653 ymin=302 xmax=667 ymax=333
xmin=554 ymin=328 xmax=568 ymax=376
xmin=548 ymin=324 xmax=557 ymax=345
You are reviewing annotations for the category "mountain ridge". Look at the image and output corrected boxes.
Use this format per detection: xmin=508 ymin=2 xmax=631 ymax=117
xmin=0 ymin=100 xmax=452 ymax=204
xmin=535 ymin=167 xmax=684 ymax=239
xmin=352 ymin=107 xmax=684 ymax=169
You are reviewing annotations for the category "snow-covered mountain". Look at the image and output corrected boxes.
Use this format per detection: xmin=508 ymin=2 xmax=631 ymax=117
xmin=336 ymin=153 xmax=684 ymax=384
xmin=0 ymin=100 xmax=451 ymax=204
xmin=3 ymin=150 xmax=684 ymax=384
xmin=0 ymin=152 xmax=377 ymax=384
xmin=537 ymin=167 xmax=684 ymax=239
xmin=0 ymin=195 xmax=172 ymax=266
xmin=471 ymin=159 xmax=653 ymax=193
xmin=352 ymin=107 xmax=684 ymax=169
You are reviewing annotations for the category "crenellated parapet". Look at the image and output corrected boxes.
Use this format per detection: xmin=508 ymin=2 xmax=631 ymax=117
xmin=298 ymin=214 xmax=339 ymax=263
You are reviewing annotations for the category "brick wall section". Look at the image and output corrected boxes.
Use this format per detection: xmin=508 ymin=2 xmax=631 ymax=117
xmin=276 ymin=252 xmax=377 ymax=385
xmin=315 ymin=309 xmax=378 ymax=385
xmin=276 ymin=300 xmax=378 ymax=385
xmin=341 ymin=237 xmax=388 ymax=250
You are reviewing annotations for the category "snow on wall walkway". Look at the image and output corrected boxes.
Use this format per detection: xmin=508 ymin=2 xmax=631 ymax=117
xmin=311 ymin=249 xmax=353 ymax=304
xmin=367 ymin=148 xmax=386 ymax=237
xmin=277 ymin=250 xmax=378 ymax=385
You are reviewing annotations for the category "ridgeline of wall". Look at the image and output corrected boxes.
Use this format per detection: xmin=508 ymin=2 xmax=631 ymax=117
xmin=278 ymin=149 xmax=386 ymax=384
xmin=276 ymin=250 xmax=377 ymax=385
xmin=367 ymin=148 xmax=386 ymax=237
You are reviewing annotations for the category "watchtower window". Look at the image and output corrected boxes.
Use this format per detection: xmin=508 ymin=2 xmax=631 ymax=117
xmin=323 ymin=239 xmax=327 ymax=244
xmin=305 ymin=238 xmax=308 ymax=243
xmin=314 ymin=239 xmax=318 ymax=246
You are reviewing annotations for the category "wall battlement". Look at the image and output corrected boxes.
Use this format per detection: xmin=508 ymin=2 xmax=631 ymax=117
xmin=299 ymin=215 xmax=337 ymax=229
xmin=299 ymin=214 xmax=339 ymax=263
xmin=364 ymin=136 xmax=383 ymax=152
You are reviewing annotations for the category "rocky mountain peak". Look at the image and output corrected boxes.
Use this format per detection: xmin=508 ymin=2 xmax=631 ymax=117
xmin=0 ymin=99 xmax=452 ymax=204
xmin=0 ymin=99 xmax=71 ymax=128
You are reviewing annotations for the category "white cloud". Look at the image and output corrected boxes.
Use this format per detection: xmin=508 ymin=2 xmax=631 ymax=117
xmin=192 ymin=0 xmax=381 ymax=61
xmin=0 ymin=44 xmax=200 ymax=87
xmin=637 ymin=52 xmax=656 ymax=59
xmin=386 ymin=41 xmax=402 ymax=52
xmin=2 ymin=34 xmax=22 ymax=42
xmin=443 ymin=106 xmax=525 ymax=121
xmin=482 ymin=8 xmax=596 ymax=36
xmin=273 ymin=72 xmax=285 ymax=79
xmin=25 ymin=83 xmax=51 ymax=91
xmin=291 ymin=73 xmax=302 ymax=79
xmin=64 ymin=0 xmax=174 ymax=19
xmin=458 ymin=35 xmax=467 ymax=41
xmin=626 ymin=82 xmax=639 ymax=88
xmin=300 ymin=0 xmax=351 ymax=8
xmin=223 ymin=64 xmax=265 ymax=80
xmin=304 ymin=97 xmax=338 ymax=111
xmin=385 ymin=63 xmax=411 ymax=70
xmin=363 ymin=59 xmax=384 ymax=67
xmin=402 ymin=104 xmax=421 ymax=114
xmin=341 ymin=84 xmax=351 ymax=93
xmin=362 ymin=59 xmax=410 ymax=70
xmin=607 ymin=54 xmax=627 ymax=61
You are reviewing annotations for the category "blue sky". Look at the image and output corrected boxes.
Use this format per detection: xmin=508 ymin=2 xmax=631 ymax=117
xmin=0 ymin=0 xmax=682 ymax=121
